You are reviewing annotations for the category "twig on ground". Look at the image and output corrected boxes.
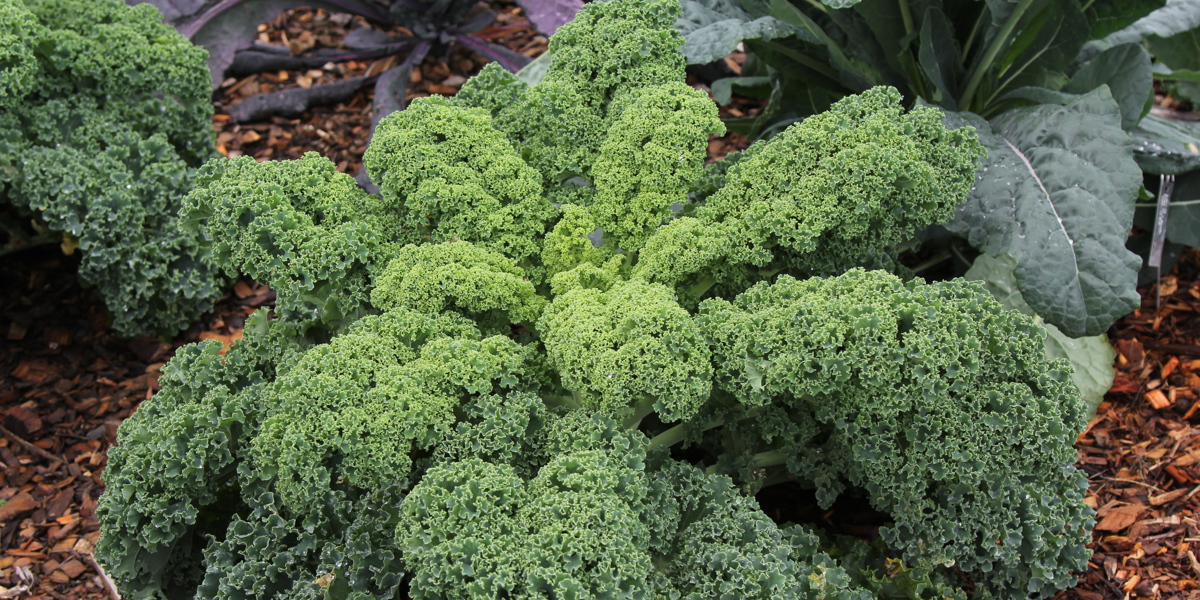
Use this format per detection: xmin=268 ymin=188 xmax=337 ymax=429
xmin=0 ymin=423 xmax=63 ymax=465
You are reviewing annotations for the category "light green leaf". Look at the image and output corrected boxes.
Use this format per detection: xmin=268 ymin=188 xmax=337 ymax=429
xmin=1062 ymin=43 xmax=1153 ymax=130
xmin=965 ymin=253 xmax=1116 ymax=416
xmin=1129 ymin=114 xmax=1200 ymax=174
xmin=1153 ymin=63 xmax=1200 ymax=81
xmin=943 ymin=87 xmax=1142 ymax=338
xmin=517 ymin=51 xmax=552 ymax=86
xmin=676 ymin=0 xmax=800 ymax=63
xmin=710 ymin=75 xmax=772 ymax=104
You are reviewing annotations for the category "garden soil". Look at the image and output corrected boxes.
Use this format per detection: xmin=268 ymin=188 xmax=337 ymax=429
xmin=2 ymin=2 xmax=1196 ymax=599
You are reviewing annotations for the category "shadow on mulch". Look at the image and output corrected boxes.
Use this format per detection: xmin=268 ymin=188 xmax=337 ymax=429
xmin=0 ymin=246 xmax=271 ymax=600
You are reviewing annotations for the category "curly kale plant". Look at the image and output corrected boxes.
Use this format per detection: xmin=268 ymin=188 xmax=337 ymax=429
xmin=98 ymin=1 xmax=1094 ymax=599
xmin=0 ymin=0 xmax=222 ymax=336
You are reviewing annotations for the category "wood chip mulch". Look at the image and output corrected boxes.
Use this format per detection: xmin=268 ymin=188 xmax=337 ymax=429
xmin=1053 ymin=249 xmax=1200 ymax=600
xmin=212 ymin=4 xmax=761 ymax=174
xmin=0 ymin=246 xmax=273 ymax=600
xmin=212 ymin=1 xmax=549 ymax=176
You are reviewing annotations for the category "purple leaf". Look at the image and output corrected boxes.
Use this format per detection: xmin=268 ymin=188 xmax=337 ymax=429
xmin=229 ymin=75 xmax=372 ymax=122
xmin=455 ymin=34 xmax=532 ymax=72
xmin=127 ymin=0 xmax=208 ymax=23
xmin=453 ymin=9 xmax=497 ymax=35
xmin=371 ymin=40 xmax=431 ymax=129
xmin=132 ymin=0 xmax=391 ymax=87
xmin=228 ymin=42 xmax=413 ymax=75
xmin=356 ymin=39 xmax=430 ymax=194
xmin=343 ymin=27 xmax=405 ymax=50
xmin=513 ymin=0 xmax=582 ymax=35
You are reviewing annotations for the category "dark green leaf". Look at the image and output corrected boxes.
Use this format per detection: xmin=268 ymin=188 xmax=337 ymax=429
xmin=1062 ymin=43 xmax=1153 ymax=130
xmin=677 ymin=0 xmax=800 ymax=63
xmin=943 ymin=88 xmax=1143 ymax=337
xmin=1129 ymin=114 xmax=1200 ymax=174
xmin=710 ymin=75 xmax=773 ymax=104
xmin=1153 ymin=63 xmax=1200 ymax=81
xmin=1079 ymin=0 xmax=1200 ymax=62
xmin=1083 ymin=0 xmax=1165 ymax=38
xmin=919 ymin=7 xmax=960 ymax=110
xmin=997 ymin=86 xmax=1077 ymax=105
xmin=769 ymin=0 xmax=879 ymax=89
xmin=1145 ymin=23 xmax=1200 ymax=110
xmin=992 ymin=0 xmax=1089 ymax=104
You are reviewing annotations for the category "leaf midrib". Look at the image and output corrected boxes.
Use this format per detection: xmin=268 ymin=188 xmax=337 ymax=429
xmin=1001 ymin=137 xmax=1082 ymax=283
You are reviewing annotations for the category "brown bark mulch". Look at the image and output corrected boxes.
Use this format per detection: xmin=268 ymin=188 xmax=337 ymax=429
xmin=0 ymin=247 xmax=273 ymax=600
xmin=5 ymin=3 xmax=1192 ymax=599
xmin=1055 ymin=249 xmax=1200 ymax=600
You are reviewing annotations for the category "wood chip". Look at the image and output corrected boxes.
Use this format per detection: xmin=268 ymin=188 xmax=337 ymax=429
xmin=1151 ymin=488 xmax=1190 ymax=505
xmin=6 ymin=321 xmax=27 ymax=341
xmin=1147 ymin=389 xmax=1172 ymax=409
xmin=1164 ymin=356 xmax=1182 ymax=379
xmin=0 ymin=491 xmax=38 ymax=521
xmin=59 ymin=558 xmax=87 ymax=578
xmin=1095 ymin=504 xmax=1145 ymax=531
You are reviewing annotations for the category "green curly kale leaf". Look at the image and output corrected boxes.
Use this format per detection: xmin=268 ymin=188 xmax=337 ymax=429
xmin=181 ymin=153 xmax=403 ymax=333
xmin=698 ymin=269 xmax=1092 ymax=598
xmin=95 ymin=311 xmax=309 ymax=599
xmin=0 ymin=0 xmax=220 ymax=336
xmin=370 ymin=241 xmax=547 ymax=332
xmin=364 ymin=97 xmax=558 ymax=281
xmin=96 ymin=0 xmax=1094 ymax=599
xmin=637 ymin=87 xmax=984 ymax=304
xmin=539 ymin=279 xmax=712 ymax=423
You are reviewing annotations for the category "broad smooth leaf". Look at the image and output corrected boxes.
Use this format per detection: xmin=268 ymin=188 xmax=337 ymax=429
xmin=1079 ymin=0 xmax=1200 ymax=61
xmin=768 ymin=0 xmax=877 ymax=89
xmin=1147 ymin=25 xmax=1200 ymax=102
xmin=943 ymin=87 xmax=1142 ymax=338
xmin=1062 ymin=43 xmax=1153 ymax=130
xmin=130 ymin=0 xmax=390 ymax=86
xmin=1153 ymin=63 xmax=1200 ymax=81
xmin=918 ymin=6 xmax=959 ymax=110
xmin=1084 ymin=0 xmax=1165 ymax=38
xmin=1148 ymin=27 xmax=1200 ymax=69
xmin=710 ymin=75 xmax=772 ymax=104
xmin=676 ymin=0 xmax=799 ymax=63
xmin=965 ymin=253 xmax=1115 ymax=416
xmin=998 ymin=86 xmax=1078 ymax=105
xmin=993 ymin=0 xmax=1089 ymax=99
xmin=517 ymin=51 xmax=552 ymax=86
xmin=514 ymin=0 xmax=583 ymax=36
xmin=1129 ymin=113 xmax=1200 ymax=174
